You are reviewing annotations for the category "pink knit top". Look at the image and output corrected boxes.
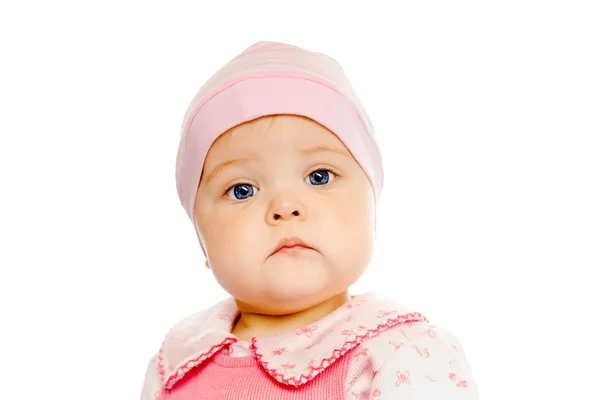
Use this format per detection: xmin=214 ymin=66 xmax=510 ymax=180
xmin=140 ymin=293 xmax=479 ymax=399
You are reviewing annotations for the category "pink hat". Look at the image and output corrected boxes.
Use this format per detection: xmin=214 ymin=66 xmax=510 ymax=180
xmin=175 ymin=41 xmax=383 ymax=246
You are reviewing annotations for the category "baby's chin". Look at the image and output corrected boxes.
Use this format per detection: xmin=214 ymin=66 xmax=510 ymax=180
xmin=234 ymin=263 xmax=340 ymax=314
xmin=252 ymin=287 xmax=335 ymax=316
xmin=267 ymin=252 xmax=329 ymax=280
xmin=266 ymin=278 xmax=327 ymax=301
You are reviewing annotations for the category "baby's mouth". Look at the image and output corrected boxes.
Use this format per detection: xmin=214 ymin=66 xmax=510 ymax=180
xmin=273 ymin=245 xmax=313 ymax=254
xmin=269 ymin=236 xmax=315 ymax=257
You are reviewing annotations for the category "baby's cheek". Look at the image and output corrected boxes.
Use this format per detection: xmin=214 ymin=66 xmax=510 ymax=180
xmin=205 ymin=219 xmax=251 ymax=254
xmin=211 ymin=263 xmax=256 ymax=296
xmin=333 ymin=216 xmax=374 ymax=275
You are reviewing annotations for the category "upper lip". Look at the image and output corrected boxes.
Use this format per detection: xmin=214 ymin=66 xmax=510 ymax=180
xmin=271 ymin=237 xmax=314 ymax=255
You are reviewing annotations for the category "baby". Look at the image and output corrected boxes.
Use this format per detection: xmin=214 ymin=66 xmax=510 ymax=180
xmin=141 ymin=41 xmax=478 ymax=399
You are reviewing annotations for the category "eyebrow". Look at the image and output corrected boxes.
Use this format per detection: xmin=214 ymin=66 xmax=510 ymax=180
xmin=301 ymin=145 xmax=350 ymax=158
xmin=204 ymin=146 xmax=349 ymax=184
xmin=205 ymin=158 xmax=252 ymax=184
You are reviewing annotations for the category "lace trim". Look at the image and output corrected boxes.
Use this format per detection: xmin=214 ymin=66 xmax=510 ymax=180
xmin=250 ymin=312 xmax=428 ymax=387
xmin=159 ymin=337 xmax=238 ymax=390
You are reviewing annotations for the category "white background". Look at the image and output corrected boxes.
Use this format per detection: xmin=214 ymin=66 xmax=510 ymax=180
xmin=1 ymin=1 xmax=598 ymax=399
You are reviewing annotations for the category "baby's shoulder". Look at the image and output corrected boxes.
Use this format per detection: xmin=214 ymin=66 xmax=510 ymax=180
xmin=356 ymin=320 xmax=464 ymax=365
xmin=346 ymin=320 xmax=478 ymax=397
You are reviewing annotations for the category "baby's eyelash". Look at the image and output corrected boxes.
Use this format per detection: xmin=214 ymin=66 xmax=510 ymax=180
xmin=311 ymin=167 xmax=333 ymax=173
xmin=308 ymin=167 xmax=338 ymax=176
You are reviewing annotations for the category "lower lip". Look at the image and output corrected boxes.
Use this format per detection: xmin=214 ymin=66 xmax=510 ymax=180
xmin=275 ymin=245 xmax=312 ymax=254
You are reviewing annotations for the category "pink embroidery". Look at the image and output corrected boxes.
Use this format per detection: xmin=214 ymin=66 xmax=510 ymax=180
xmin=345 ymin=304 xmax=354 ymax=309
xmin=271 ymin=347 xmax=288 ymax=356
xmin=250 ymin=311 xmax=428 ymax=387
xmin=304 ymin=339 xmax=322 ymax=350
xmin=353 ymin=347 xmax=369 ymax=358
xmin=425 ymin=375 xmax=436 ymax=382
xmin=413 ymin=344 xmax=430 ymax=358
xmin=449 ymin=372 xmax=469 ymax=388
xmin=157 ymin=348 xmax=166 ymax=379
xmin=181 ymin=331 xmax=206 ymax=344
xmin=425 ymin=329 xmax=437 ymax=338
xmin=296 ymin=325 xmax=318 ymax=338
xmin=342 ymin=325 xmax=368 ymax=336
xmin=279 ymin=362 xmax=296 ymax=371
xmin=389 ymin=341 xmax=404 ymax=351
xmin=451 ymin=344 xmax=459 ymax=352
xmin=305 ymin=359 xmax=317 ymax=372
xmin=377 ymin=310 xmax=397 ymax=318
xmin=396 ymin=370 xmax=412 ymax=386
xmin=372 ymin=388 xmax=381 ymax=397
xmin=399 ymin=330 xmax=411 ymax=341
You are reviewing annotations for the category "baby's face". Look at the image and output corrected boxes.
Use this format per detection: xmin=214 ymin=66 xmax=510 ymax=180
xmin=194 ymin=115 xmax=375 ymax=314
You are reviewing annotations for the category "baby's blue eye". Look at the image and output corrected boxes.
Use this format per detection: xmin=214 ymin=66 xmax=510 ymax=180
xmin=225 ymin=170 xmax=334 ymax=201
xmin=306 ymin=169 xmax=332 ymax=185
xmin=226 ymin=183 xmax=257 ymax=200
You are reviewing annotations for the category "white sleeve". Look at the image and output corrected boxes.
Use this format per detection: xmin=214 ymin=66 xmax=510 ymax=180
xmin=140 ymin=355 xmax=164 ymax=400
xmin=372 ymin=328 xmax=479 ymax=399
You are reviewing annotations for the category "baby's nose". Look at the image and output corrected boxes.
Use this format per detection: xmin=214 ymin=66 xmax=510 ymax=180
xmin=266 ymin=192 xmax=307 ymax=225
xmin=272 ymin=209 xmax=301 ymax=221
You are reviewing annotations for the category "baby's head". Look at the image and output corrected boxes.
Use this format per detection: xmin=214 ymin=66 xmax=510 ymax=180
xmin=176 ymin=42 xmax=383 ymax=314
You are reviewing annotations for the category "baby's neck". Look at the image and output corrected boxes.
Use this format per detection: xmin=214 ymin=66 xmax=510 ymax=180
xmin=230 ymin=291 xmax=350 ymax=342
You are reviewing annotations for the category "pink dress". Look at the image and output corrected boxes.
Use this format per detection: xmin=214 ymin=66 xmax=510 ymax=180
xmin=141 ymin=293 xmax=478 ymax=399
